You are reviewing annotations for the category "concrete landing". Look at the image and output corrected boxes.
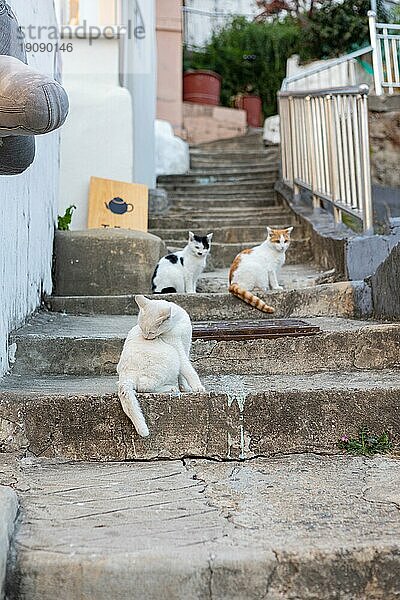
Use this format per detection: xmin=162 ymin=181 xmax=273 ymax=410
xmin=4 ymin=455 xmax=400 ymax=599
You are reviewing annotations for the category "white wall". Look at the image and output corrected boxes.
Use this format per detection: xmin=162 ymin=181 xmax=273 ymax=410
xmin=0 ymin=0 xmax=60 ymax=376
xmin=58 ymin=35 xmax=133 ymax=230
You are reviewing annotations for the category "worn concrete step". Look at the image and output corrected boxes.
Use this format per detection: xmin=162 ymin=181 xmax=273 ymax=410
xmin=189 ymin=161 xmax=279 ymax=172
xmin=166 ymin=239 xmax=311 ymax=270
xmin=5 ymin=453 xmax=400 ymax=599
xmin=152 ymin=226 xmax=304 ymax=244
xmin=158 ymin=170 xmax=278 ymax=185
xmin=168 ymin=198 xmax=279 ymax=211
xmin=190 ymin=159 xmax=278 ymax=170
xmin=161 ymin=178 xmax=277 ymax=192
xmin=194 ymin=131 xmax=266 ymax=149
xmin=46 ymin=281 xmax=371 ymax=321
xmin=1 ymin=370 xmax=399 ymax=460
xmin=166 ymin=183 xmax=275 ymax=196
xmin=10 ymin=315 xmax=399 ymax=377
xmin=190 ymin=147 xmax=276 ymax=158
xmin=149 ymin=213 xmax=295 ymax=230
xmin=160 ymin=165 xmax=278 ymax=180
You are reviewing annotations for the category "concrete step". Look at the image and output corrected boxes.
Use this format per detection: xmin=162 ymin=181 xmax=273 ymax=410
xmin=158 ymin=170 xmax=278 ymax=185
xmin=166 ymin=239 xmax=311 ymax=269
xmin=194 ymin=131 xmax=266 ymax=149
xmin=165 ymin=182 xmax=275 ymax=195
xmin=149 ymin=213 xmax=295 ymax=230
xmin=190 ymin=148 xmax=277 ymax=159
xmin=46 ymin=280 xmax=371 ymax=320
xmin=1 ymin=369 xmax=398 ymax=460
xmin=190 ymin=159 xmax=278 ymax=170
xmin=167 ymin=197 xmax=278 ymax=209
xmin=152 ymin=226 xmax=304 ymax=244
xmin=161 ymin=164 xmax=279 ymax=178
xmin=161 ymin=177 xmax=277 ymax=191
xmin=10 ymin=314 xmax=398 ymax=377
xmin=4 ymin=453 xmax=400 ymax=599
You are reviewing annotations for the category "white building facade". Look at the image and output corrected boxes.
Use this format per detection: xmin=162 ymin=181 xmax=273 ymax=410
xmin=0 ymin=0 xmax=61 ymax=376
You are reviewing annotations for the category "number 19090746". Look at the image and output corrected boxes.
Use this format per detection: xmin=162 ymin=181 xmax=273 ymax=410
xmin=25 ymin=42 xmax=73 ymax=53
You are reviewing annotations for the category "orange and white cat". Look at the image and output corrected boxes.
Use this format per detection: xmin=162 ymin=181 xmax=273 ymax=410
xmin=229 ymin=227 xmax=293 ymax=313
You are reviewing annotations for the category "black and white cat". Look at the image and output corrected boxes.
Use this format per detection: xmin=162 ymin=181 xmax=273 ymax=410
xmin=152 ymin=231 xmax=213 ymax=294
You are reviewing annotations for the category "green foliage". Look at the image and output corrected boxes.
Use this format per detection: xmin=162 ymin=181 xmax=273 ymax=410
xmin=184 ymin=16 xmax=302 ymax=117
xmin=299 ymin=0 xmax=388 ymax=60
xmin=58 ymin=205 xmax=76 ymax=231
xmin=338 ymin=428 xmax=393 ymax=456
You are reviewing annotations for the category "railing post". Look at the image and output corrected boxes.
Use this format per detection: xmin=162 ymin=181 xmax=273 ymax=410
xmin=359 ymin=85 xmax=374 ymax=234
xmin=289 ymin=96 xmax=299 ymax=197
xmin=305 ymin=95 xmax=320 ymax=209
xmin=368 ymin=11 xmax=383 ymax=95
xmin=324 ymin=94 xmax=342 ymax=225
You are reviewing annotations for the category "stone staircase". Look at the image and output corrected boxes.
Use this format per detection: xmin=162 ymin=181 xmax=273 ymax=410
xmin=1 ymin=133 xmax=400 ymax=599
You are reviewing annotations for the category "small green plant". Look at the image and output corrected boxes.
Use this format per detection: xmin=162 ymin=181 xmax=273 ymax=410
xmin=58 ymin=205 xmax=76 ymax=231
xmin=338 ymin=428 xmax=393 ymax=456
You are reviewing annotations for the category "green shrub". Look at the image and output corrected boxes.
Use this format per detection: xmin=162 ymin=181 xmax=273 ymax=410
xmin=184 ymin=16 xmax=302 ymax=118
xmin=299 ymin=0 xmax=387 ymax=61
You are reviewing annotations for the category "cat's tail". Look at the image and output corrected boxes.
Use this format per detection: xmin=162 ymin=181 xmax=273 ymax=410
xmin=229 ymin=283 xmax=275 ymax=314
xmin=118 ymin=379 xmax=150 ymax=438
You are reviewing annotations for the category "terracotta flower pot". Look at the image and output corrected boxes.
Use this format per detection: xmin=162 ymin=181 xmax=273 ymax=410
xmin=183 ymin=70 xmax=222 ymax=106
xmin=235 ymin=94 xmax=263 ymax=127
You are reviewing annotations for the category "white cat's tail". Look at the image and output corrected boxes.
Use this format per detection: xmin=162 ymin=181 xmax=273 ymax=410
xmin=118 ymin=380 xmax=150 ymax=438
xmin=229 ymin=283 xmax=275 ymax=314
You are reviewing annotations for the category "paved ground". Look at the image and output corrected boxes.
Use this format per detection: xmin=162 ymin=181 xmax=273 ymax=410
xmin=2 ymin=454 xmax=400 ymax=599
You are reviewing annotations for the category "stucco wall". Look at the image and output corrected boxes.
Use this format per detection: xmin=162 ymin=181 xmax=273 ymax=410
xmin=156 ymin=0 xmax=183 ymax=136
xmin=0 ymin=0 xmax=60 ymax=376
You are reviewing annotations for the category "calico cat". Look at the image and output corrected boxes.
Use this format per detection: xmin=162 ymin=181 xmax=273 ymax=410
xmin=117 ymin=295 xmax=205 ymax=437
xmin=229 ymin=226 xmax=294 ymax=313
xmin=152 ymin=231 xmax=213 ymax=294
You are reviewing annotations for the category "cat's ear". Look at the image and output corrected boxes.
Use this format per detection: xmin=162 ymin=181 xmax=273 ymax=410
xmin=267 ymin=227 xmax=274 ymax=237
xmin=207 ymin=233 xmax=213 ymax=243
xmin=286 ymin=227 xmax=294 ymax=234
xmin=135 ymin=295 xmax=149 ymax=310
xmin=189 ymin=231 xmax=195 ymax=242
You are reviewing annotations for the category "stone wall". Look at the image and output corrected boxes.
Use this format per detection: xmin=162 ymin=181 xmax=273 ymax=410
xmin=0 ymin=1 xmax=60 ymax=376
xmin=368 ymin=95 xmax=400 ymax=190
xmin=371 ymin=242 xmax=400 ymax=320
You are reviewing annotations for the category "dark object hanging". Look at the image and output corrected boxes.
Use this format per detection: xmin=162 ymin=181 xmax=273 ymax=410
xmin=0 ymin=1 xmax=69 ymax=176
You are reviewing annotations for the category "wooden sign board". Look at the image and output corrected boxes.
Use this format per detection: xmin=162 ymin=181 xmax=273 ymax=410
xmin=88 ymin=176 xmax=148 ymax=231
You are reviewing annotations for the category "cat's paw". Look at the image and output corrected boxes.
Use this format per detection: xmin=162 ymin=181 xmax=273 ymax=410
xmin=192 ymin=384 xmax=206 ymax=393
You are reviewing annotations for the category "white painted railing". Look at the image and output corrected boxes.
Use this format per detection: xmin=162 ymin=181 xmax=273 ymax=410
xmin=281 ymin=46 xmax=373 ymax=92
xmin=369 ymin=11 xmax=400 ymax=94
xmin=279 ymin=85 xmax=373 ymax=233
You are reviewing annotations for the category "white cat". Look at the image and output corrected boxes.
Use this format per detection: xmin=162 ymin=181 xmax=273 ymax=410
xmin=152 ymin=231 xmax=213 ymax=294
xmin=117 ymin=295 xmax=205 ymax=437
xmin=229 ymin=226 xmax=294 ymax=313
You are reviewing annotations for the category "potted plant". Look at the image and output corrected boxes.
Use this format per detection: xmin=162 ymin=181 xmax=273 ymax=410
xmin=183 ymin=69 xmax=222 ymax=106
xmin=233 ymin=85 xmax=263 ymax=128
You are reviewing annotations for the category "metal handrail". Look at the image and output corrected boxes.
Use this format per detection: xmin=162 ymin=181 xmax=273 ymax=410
xmin=278 ymin=85 xmax=373 ymax=233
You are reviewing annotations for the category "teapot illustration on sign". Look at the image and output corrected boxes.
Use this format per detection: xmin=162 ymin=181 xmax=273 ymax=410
xmin=105 ymin=197 xmax=134 ymax=215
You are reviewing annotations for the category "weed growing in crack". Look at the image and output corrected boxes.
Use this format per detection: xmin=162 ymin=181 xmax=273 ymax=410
xmin=338 ymin=428 xmax=393 ymax=456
